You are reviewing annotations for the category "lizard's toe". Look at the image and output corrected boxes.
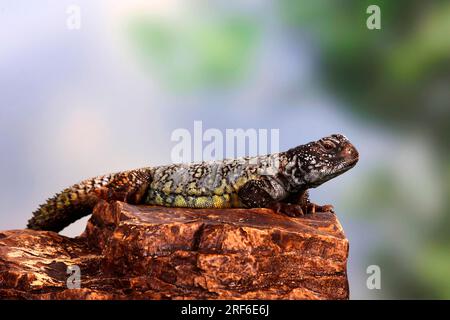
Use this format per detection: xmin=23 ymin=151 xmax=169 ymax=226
xmin=285 ymin=204 xmax=304 ymax=217
xmin=320 ymin=204 xmax=334 ymax=213
xmin=280 ymin=203 xmax=305 ymax=217
xmin=269 ymin=203 xmax=304 ymax=217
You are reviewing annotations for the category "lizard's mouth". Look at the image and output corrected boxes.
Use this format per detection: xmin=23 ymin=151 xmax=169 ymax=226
xmin=337 ymin=142 xmax=359 ymax=172
xmin=345 ymin=156 xmax=359 ymax=168
xmin=327 ymin=156 xmax=359 ymax=178
xmin=308 ymin=156 xmax=359 ymax=188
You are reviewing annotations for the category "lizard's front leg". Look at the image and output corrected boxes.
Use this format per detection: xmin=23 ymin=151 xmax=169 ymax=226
xmin=237 ymin=178 xmax=305 ymax=217
xmin=238 ymin=179 xmax=334 ymax=218
xmin=286 ymin=190 xmax=334 ymax=214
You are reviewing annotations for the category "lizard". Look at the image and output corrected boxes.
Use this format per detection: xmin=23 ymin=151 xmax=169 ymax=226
xmin=27 ymin=134 xmax=359 ymax=232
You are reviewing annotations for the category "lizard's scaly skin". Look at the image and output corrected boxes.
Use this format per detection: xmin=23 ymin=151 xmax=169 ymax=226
xmin=28 ymin=134 xmax=359 ymax=232
xmin=27 ymin=169 xmax=153 ymax=231
xmin=145 ymin=153 xmax=279 ymax=208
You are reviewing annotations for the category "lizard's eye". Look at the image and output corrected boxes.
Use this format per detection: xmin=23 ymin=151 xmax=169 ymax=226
xmin=322 ymin=140 xmax=336 ymax=150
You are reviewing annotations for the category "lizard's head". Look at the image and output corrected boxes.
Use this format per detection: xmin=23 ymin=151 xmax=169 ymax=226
xmin=286 ymin=134 xmax=359 ymax=188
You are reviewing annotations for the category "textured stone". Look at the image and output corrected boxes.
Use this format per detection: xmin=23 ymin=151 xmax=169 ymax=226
xmin=0 ymin=201 xmax=349 ymax=299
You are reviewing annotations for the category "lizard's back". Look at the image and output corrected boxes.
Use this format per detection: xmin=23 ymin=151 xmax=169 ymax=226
xmin=146 ymin=153 xmax=280 ymax=208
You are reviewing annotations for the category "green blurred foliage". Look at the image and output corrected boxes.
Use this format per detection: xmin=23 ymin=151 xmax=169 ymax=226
xmin=279 ymin=0 xmax=450 ymax=144
xmin=128 ymin=15 xmax=259 ymax=91
xmin=418 ymin=244 xmax=450 ymax=298
xmin=279 ymin=0 xmax=450 ymax=298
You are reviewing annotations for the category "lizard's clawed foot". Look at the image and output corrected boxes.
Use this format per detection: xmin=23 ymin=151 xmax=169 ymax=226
xmin=307 ymin=203 xmax=334 ymax=214
xmin=269 ymin=202 xmax=334 ymax=217
xmin=269 ymin=202 xmax=304 ymax=217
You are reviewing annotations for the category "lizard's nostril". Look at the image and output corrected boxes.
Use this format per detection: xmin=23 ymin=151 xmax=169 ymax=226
xmin=341 ymin=144 xmax=359 ymax=160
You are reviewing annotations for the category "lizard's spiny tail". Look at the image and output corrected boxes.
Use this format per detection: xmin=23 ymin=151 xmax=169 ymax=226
xmin=27 ymin=168 xmax=153 ymax=232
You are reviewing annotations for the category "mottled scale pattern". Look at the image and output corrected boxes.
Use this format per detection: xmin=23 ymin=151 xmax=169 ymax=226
xmin=145 ymin=154 xmax=284 ymax=209
xmin=27 ymin=168 xmax=153 ymax=231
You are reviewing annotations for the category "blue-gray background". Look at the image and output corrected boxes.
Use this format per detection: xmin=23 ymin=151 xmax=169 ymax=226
xmin=1 ymin=1 xmax=449 ymax=299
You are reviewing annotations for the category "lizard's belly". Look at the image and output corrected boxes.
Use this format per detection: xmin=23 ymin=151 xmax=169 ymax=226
xmin=144 ymin=189 xmax=243 ymax=208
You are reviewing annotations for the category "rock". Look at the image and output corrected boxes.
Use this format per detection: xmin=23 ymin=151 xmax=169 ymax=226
xmin=0 ymin=201 xmax=349 ymax=299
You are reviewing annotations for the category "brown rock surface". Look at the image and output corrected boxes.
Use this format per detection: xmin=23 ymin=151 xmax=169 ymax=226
xmin=0 ymin=201 xmax=349 ymax=299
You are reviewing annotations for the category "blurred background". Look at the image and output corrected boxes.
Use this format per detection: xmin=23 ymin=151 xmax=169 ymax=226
xmin=1 ymin=0 xmax=449 ymax=299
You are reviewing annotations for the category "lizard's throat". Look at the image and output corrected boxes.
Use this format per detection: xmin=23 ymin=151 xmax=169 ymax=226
xmin=328 ymin=158 xmax=358 ymax=178
xmin=306 ymin=158 xmax=358 ymax=188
